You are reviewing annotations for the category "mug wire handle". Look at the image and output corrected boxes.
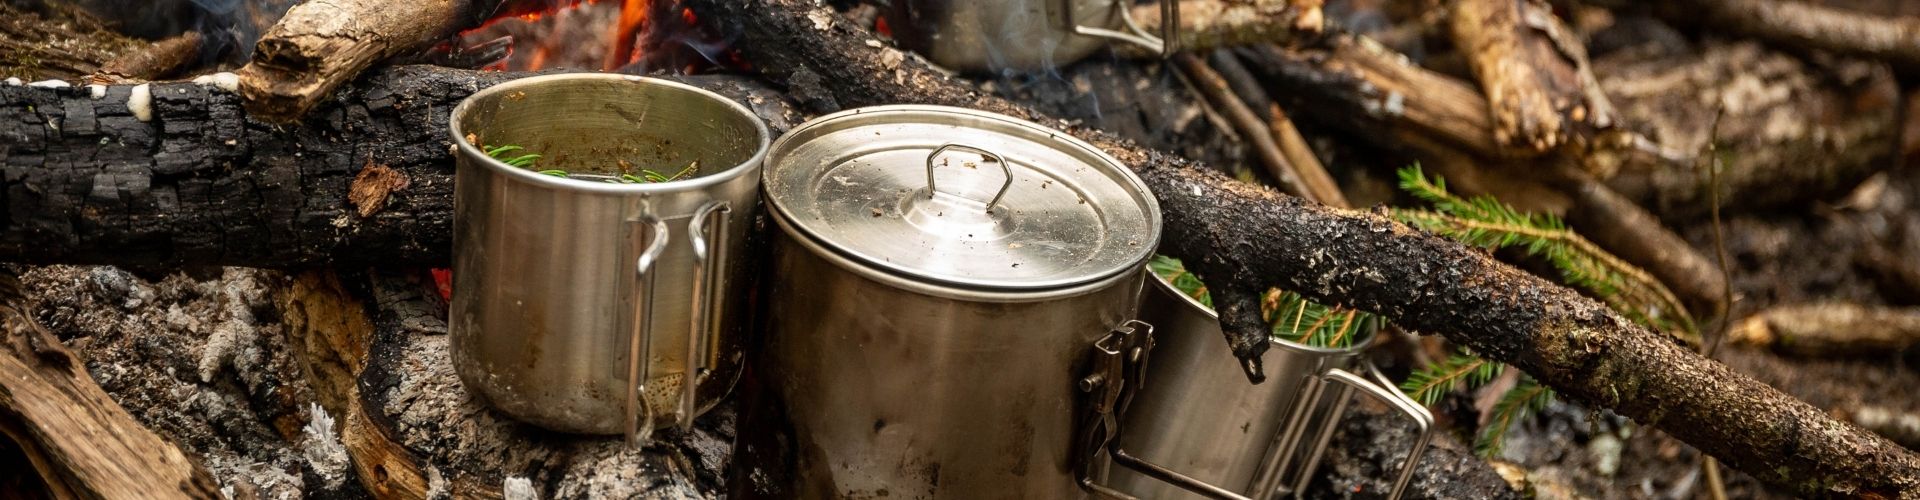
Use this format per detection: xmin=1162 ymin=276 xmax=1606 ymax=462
xmin=676 ymin=200 xmax=731 ymax=430
xmin=624 ymin=216 xmax=671 ymax=447
xmin=1254 ymin=363 xmax=1434 ymax=500
xmin=1066 ymin=0 xmax=1180 ymax=56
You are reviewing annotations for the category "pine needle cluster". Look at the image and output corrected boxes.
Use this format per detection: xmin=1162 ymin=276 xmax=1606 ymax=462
xmin=1148 ymin=256 xmax=1377 ymax=349
xmin=1393 ymin=166 xmax=1699 ymax=343
xmin=1391 ymin=165 xmax=1688 ymax=457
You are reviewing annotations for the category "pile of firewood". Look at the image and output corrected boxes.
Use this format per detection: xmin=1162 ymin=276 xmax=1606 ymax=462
xmin=4 ymin=0 xmax=1920 ymax=497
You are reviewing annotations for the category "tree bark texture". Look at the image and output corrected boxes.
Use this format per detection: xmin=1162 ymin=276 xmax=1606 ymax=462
xmin=0 ymin=68 xmax=799 ymax=269
xmin=0 ymin=270 xmax=222 ymax=499
xmin=684 ymin=0 xmax=1920 ymax=495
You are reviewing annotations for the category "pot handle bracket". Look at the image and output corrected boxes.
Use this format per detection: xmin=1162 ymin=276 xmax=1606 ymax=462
xmin=1074 ymin=320 xmax=1155 ymax=499
xmin=624 ymin=216 xmax=672 ymax=447
xmin=1254 ymin=364 xmax=1435 ymax=500
xmin=1065 ymin=0 xmax=1179 ymax=56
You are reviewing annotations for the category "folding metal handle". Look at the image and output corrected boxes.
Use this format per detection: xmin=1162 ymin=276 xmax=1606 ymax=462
xmin=1268 ymin=364 xmax=1434 ymax=500
xmin=925 ymin=143 xmax=1013 ymax=212
xmin=676 ymin=200 xmax=730 ymax=430
xmin=624 ymin=215 xmax=671 ymax=448
xmin=1067 ymin=0 xmax=1180 ymax=56
xmin=1075 ymin=320 xmax=1156 ymax=499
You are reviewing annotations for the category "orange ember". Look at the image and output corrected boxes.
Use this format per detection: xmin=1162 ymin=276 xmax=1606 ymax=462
xmin=605 ymin=0 xmax=651 ymax=71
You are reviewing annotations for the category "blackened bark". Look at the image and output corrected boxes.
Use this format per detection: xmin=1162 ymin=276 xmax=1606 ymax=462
xmin=0 ymin=67 xmax=797 ymax=269
xmin=685 ymin=0 xmax=1920 ymax=495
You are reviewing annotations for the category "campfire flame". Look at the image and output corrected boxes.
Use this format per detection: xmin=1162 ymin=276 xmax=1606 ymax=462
xmin=459 ymin=0 xmax=732 ymax=74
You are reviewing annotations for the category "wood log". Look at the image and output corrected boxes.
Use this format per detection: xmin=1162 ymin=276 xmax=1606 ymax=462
xmin=236 ymin=0 xmax=512 ymax=122
xmin=1240 ymin=39 xmax=1730 ymax=319
xmin=685 ymin=0 xmax=1920 ymax=495
xmin=1119 ymin=0 xmax=1308 ymax=59
xmin=1596 ymin=41 xmax=1900 ymax=220
xmin=1657 ymin=0 xmax=1920 ymax=77
xmin=0 ymin=68 xmax=798 ymax=269
xmin=1731 ymin=303 xmax=1920 ymax=358
xmin=0 ymin=270 xmax=221 ymax=499
xmin=1449 ymin=0 xmax=1620 ymax=166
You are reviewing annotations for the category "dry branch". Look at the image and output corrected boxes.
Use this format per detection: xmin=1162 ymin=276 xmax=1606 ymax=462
xmin=237 ymin=0 xmax=511 ymax=122
xmin=0 ymin=271 xmax=221 ymax=499
xmin=1121 ymin=0 xmax=1307 ymax=58
xmin=1174 ymin=53 xmax=1346 ymax=206
xmin=1450 ymin=0 xmax=1620 ymax=170
xmin=686 ymin=0 xmax=1920 ymax=495
xmin=1732 ymin=303 xmax=1920 ymax=357
xmin=1243 ymin=39 xmax=1729 ymax=318
xmin=1661 ymin=0 xmax=1920 ymax=76
xmin=95 ymin=32 xmax=202 ymax=83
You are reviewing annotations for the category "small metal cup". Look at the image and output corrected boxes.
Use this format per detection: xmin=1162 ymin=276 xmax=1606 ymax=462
xmin=1092 ymin=271 xmax=1435 ymax=500
xmin=448 ymin=74 xmax=768 ymax=445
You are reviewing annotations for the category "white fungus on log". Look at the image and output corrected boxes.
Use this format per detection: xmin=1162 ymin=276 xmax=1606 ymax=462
xmin=191 ymin=72 xmax=241 ymax=93
xmin=128 ymin=83 xmax=153 ymax=122
xmin=28 ymin=80 xmax=71 ymax=88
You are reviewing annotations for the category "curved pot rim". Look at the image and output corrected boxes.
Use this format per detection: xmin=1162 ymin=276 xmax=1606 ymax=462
xmin=449 ymin=73 xmax=772 ymax=195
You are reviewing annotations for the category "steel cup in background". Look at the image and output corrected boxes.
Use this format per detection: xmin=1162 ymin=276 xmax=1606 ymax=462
xmin=884 ymin=0 xmax=1179 ymax=72
xmin=1096 ymin=272 xmax=1435 ymax=500
xmin=448 ymin=74 xmax=769 ymax=445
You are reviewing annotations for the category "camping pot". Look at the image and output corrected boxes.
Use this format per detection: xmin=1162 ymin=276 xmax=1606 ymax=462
xmin=884 ymin=0 xmax=1179 ymax=71
xmin=754 ymin=105 xmax=1162 ymax=498
xmin=1095 ymin=272 xmax=1435 ymax=499
xmin=448 ymin=74 xmax=769 ymax=444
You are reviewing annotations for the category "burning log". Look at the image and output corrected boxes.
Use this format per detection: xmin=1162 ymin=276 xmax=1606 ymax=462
xmin=0 ymin=270 xmax=222 ymax=499
xmin=685 ymin=0 xmax=1920 ymax=495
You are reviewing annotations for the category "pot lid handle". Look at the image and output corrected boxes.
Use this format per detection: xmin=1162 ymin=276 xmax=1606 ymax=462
xmin=925 ymin=143 xmax=1013 ymax=213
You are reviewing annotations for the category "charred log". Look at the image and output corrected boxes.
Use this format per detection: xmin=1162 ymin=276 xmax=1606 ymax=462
xmin=685 ymin=0 xmax=1920 ymax=495
xmin=0 ymin=68 xmax=797 ymax=269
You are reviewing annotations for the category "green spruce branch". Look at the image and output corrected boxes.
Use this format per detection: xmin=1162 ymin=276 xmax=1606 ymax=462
xmin=1147 ymin=256 xmax=1378 ymax=349
xmin=1392 ymin=166 xmax=1699 ymax=344
xmin=1475 ymin=378 xmax=1555 ymax=458
xmin=1391 ymin=165 xmax=1683 ymax=457
xmin=1400 ymin=354 xmax=1502 ymax=406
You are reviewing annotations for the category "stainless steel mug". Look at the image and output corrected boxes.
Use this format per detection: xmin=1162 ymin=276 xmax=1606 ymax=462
xmin=1095 ymin=272 xmax=1435 ymax=499
xmin=884 ymin=0 xmax=1179 ymax=71
xmin=449 ymin=74 xmax=769 ymax=444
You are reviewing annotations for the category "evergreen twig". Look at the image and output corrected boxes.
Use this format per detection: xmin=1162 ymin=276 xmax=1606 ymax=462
xmin=1393 ymin=166 xmax=1700 ymax=344
xmin=1475 ymin=378 xmax=1555 ymax=458
xmin=1400 ymin=354 xmax=1502 ymax=406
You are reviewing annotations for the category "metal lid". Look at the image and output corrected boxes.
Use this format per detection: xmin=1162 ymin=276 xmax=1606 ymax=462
xmin=765 ymin=105 xmax=1162 ymax=291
